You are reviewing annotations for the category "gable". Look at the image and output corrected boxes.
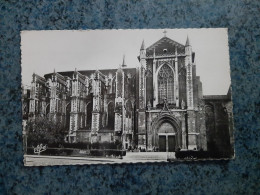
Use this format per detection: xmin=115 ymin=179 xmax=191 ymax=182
xmin=146 ymin=37 xmax=185 ymax=57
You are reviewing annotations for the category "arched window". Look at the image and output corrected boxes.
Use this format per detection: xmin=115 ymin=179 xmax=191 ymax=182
xmin=158 ymin=64 xmax=175 ymax=104
xmin=112 ymin=77 xmax=116 ymax=94
xmin=86 ymin=102 xmax=93 ymax=130
xmin=107 ymin=102 xmax=115 ymax=130
xmin=65 ymin=103 xmax=71 ymax=129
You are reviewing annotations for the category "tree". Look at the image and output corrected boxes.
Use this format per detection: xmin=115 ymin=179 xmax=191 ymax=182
xmin=26 ymin=116 xmax=68 ymax=147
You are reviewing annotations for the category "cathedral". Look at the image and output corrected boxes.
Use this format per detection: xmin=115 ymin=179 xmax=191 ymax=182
xmin=24 ymin=34 xmax=233 ymax=154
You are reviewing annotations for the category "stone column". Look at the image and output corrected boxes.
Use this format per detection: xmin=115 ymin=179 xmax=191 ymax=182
xmin=153 ymin=58 xmax=158 ymax=107
xmin=147 ymin=110 xmax=153 ymax=151
xmin=186 ymin=64 xmax=194 ymax=110
xmin=61 ymin=95 xmax=67 ymax=127
xmin=181 ymin=113 xmax=187 ymax=149
xmin=175 ymin=49 xmax=179 ymax=107
xmin=114 ymin=67 xmax=124 ymax=133
xmin=91 ymin=73 xmax=101 ymax=142
xmin=187 ymin=110 xmax=197 ymax=150
xmin=137 ymin=69 xmax=147 ymax=148
xmin=50 ymin=76 xmax=57 ymax=121
xmin=69 ymin=72 xmax=80 ymax=142
xmin=29 ymin=74 xmax=37 ymax=119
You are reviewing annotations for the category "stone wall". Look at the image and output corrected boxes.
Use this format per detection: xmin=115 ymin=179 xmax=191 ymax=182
xmin=204 ymin=97 xmax=233 ymax=157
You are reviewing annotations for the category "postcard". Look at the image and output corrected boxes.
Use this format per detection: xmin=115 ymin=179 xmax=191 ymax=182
xmin=21 ymin=28 xmax=234 ymax=166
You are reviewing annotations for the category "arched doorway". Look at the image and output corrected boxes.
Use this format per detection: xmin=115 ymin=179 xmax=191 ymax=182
xmin=158 ymin=122 xmax=176 ymax=152
xmin=152 ymin=114 xmax=181 ymax=152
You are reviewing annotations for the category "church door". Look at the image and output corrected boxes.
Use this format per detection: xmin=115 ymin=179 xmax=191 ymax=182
xmin=168 ymin=135 xmax=175 ymax=152
xmin=157 ymin=121 xmax=178 ymax=152
xmin=159 ymin=136 xmax=166 ymax=152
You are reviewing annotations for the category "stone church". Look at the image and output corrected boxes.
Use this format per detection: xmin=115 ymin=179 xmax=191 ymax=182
xmin=25 ymin=34 xmax=233 ymax=154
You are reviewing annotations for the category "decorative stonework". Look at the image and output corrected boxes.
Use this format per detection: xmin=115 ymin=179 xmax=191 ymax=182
xmin=91 ymin=113 xmax=100 ymax=134
xmin=186 ymin=64 xmax=194 ymax=109
xmin=114 ymin=113 xmax=122 ymax=132
xmin=139 ymin=66 xmax=146 ymax=109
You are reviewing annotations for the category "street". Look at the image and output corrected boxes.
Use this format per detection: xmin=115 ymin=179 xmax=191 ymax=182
xmin=24 ymin=152 xmax=175 ymax=166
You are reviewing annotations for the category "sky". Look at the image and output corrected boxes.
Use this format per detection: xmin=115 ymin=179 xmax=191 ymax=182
xmin=21 ymin=28 xmax=231 ymax=95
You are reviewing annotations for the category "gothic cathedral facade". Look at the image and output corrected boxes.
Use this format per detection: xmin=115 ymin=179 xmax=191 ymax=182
xmin=26 ymin=35 xmax=233 ymax=153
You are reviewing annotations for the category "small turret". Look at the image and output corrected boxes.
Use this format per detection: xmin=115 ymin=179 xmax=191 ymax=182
xmin=140 ymin=40 xmax=145 ymax=50
xmin=185 ymin=35 xmax=192 ymax=57
xmin=185 ymin=36 xmax=190 ymax=46
xmin=52 ymin=69 xmax=57 ymax=82
xmin=73 ymin=68 xmax=78 ymax=80
xmin=32 ymin=72 xmax=36 ymax=83
xmin=184 ymin=35 xmax=194 ymax=109
xmin=140 ymin=40 xmax=146 ymax=60
xmin=122 ymin=55 xmax=127 ymax=68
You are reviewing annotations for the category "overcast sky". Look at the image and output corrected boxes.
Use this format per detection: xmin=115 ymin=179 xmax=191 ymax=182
xmin=21 ymin=28 xmax=231 ymax=95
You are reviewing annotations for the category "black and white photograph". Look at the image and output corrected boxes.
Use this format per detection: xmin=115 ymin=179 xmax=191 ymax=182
xmin=21 ymin=28 xmax=234 ymax=166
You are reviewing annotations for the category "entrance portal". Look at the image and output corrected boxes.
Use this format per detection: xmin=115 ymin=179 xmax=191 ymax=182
xmin=158 ymin=122 xmax=177 ymax=152
xmin=151 ymin=114 xmax=182 ymax=152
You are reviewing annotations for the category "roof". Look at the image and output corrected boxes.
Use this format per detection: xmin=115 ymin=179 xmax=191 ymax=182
xmin=44 ymin=68 xmax=136 ymax=80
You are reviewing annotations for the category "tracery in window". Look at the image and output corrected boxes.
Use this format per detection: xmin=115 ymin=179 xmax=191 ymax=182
xmin=158 ymin=64 xmax=175 ymax=104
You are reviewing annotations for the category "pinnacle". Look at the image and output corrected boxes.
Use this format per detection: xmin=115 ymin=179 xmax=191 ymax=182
xmin=185 ymin=36 xmax=190 ymax=46
xmin=122 ymin=55 xmax=127 ymax=67
xmin=140 ymin=40 xmax=145 ymax=50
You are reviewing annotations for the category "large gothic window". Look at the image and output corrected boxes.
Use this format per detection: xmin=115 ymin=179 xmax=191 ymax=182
xmin=112 ymin=77 xmax=116 ymax=94
xmin=158 ymin=64 xmax=175 ymax=104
